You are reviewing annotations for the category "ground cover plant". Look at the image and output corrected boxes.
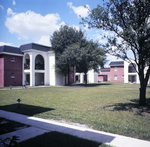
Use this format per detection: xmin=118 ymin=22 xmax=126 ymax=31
xmin=0 ymin=82 xmax=150 ymax=141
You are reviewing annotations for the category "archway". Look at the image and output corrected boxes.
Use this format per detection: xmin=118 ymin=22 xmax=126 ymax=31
xmin=35 ymin=54 xmax=44 ymax=70
xmin=128 ymin=63 xmax=136 ymax=73
xmin=24 ymin=54 xmax=30 ymax=69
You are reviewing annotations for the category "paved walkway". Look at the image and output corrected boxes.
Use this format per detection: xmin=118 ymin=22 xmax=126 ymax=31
xmin=0 ymin=110 xmax=150 ymax=147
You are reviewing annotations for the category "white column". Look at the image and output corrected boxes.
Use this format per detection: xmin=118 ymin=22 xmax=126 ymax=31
xmin=88 ymin=69 xmax=94 ymax=83
xmin=124 ymin=61 xmax=128 ymax=83
xmin=22 ymin=54 xmax=25 ymax=85
xmin=80 ymin=73 xmax=84 ymax=83
xmin=49 ymin=51 xmax=56 ymax=86
xmin=30 ymin=53 xmax=35 ymax=86
xmin=44 ymin=53 xmax=49 ymax=85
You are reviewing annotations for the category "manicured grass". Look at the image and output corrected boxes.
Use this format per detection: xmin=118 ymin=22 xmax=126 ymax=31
xmin=0 ymin=82 xmax=150 ymax=141
xmin=19 ymin=131 xmax=111 ymax=147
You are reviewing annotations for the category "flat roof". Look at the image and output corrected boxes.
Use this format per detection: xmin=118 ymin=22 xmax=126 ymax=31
xmin=20 ymin=43 xmax=51 ymax=52
xmin=100 ymin=68 xmax=110 ymax=71
xmin=0 ymin=45 xmax=23 ymax=55
xmin=109 ymin=61 xmax=124 ymax=66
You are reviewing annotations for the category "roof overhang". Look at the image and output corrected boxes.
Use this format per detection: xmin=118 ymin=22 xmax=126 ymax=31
xmin=0 ymin=52 xmax=24 ymax=56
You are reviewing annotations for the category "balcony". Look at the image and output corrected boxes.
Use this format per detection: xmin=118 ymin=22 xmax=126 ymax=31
xmin=24 ymin=64 xmax=30 ymax=70
xmin=35 ymin=63 xmax=44 ymax=70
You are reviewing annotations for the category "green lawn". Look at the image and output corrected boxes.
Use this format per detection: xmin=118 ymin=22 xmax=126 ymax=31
xmin=0 ymin=82 xmax=150 ymax=141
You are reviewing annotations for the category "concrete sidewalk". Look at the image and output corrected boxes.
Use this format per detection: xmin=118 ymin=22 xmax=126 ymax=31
xmin=0 ymin=110 xmax=150 ymax=147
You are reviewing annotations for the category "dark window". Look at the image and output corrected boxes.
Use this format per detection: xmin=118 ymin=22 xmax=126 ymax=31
xmin=11 ymin=57 xmax=15 ymax=62
xmin=11 ymin=73 xmax=15 ymax=78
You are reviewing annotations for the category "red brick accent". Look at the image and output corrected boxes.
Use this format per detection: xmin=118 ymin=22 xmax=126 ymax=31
xmin=2 ymin=54 xmax=23 ymax=87
xmin=98 ymin=70 xmax=111 ymax=82
xmin=110 ymin=66 xmax=124 ymax=82
xmin=0 ymin=55 xmax=4 ymax=87
xmin=69 ymin=67 xmax=75 ymax=84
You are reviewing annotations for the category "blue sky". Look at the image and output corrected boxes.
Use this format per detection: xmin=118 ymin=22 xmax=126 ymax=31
xmin=0 ymin=0 xmax=120 ymax=64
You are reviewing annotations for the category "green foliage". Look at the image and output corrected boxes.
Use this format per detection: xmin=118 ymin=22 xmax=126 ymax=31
xmin=51 ymin=25 xmax=84 ymax=54
xmin=51 ymin=24 xmax=106 ymax=83
xmin=81 ymin=0 xmax=150 ymax=105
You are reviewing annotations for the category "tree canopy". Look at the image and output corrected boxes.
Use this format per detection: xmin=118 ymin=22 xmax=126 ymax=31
xmin=51 ymin=25 xmax=106 ymax=84
xmin=81 ymin=0 xmax=150 ymax=106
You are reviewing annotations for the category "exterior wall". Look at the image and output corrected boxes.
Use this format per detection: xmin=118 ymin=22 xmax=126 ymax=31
xmin=4 ymin=54 xmax=22 ymax=86
xmin=98 ymin=75 xmax=104 ymax=82
xmin=88 ymin=69 xmax=98 ymax=83
xmin=110 ymin=66 xmax=124 ymax=82
xmin=77 ymin=69 xmax=98 ymax=84
xmin=23 ymin=50 xmax=67 ymax=86
xmin=98 ymin=70 xmax=111 ymax=82
xmin=0 ymin=55 xmax=4 ymax=87
xmin=124 ymin=60 xmax=140 ymax=83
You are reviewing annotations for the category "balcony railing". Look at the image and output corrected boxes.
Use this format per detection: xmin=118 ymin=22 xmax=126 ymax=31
xmin=24 ymin=64 xmax=30 ymax=69
xmin=35 ymin=63 xmax=44 ymax=70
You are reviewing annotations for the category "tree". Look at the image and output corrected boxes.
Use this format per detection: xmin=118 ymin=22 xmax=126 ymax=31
xmin=51 ymin=25 xmax=85 ymax=54
xmin=81 ymin=0 xmax=150 ymax=106
xmin=51 ymin=25 xmax=85 ymax=84
xmin=76 ymin=40 xmax=106 ymax=84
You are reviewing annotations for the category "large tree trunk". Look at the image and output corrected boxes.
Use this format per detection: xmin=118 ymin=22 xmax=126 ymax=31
xmin=139 ymin=84 xmax=146 ymax=106
xmin=138 ymin=66 xmax=150 ymax=106
xmin=68 ymin=65 xmax=70 ymax=85
xmin=84 ymin=73 xmax=87 ymax=84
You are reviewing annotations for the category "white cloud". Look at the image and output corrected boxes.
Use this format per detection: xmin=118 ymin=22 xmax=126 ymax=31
xmin=0 ymin=5 xmax=4 ymax=10
xmin=7 ymin=8 xmax=15 ymax=16
xmin=72 ymin=25 xmax=80 ymax=31
xmin=5 ymin=8 xmax=63 ymax=40
xmin=36 ymin=36 xmax=51 ymax=47
xmin=67 ymin=2 xmax=90 ymax=18
xmin=0 ymin=42 xmax=11 ymax=46
xmin=12 ymin=0 xmax=16 ymax=5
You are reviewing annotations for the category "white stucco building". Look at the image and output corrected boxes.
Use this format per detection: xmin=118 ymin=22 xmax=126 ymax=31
xmin=75 ymin=69 xmax=98 ymax=84
xmin=21 ymin=43 xmax=67 ymax=86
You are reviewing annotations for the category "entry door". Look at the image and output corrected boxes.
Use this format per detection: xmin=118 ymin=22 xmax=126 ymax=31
xmin=103 ymin=75 xmax=107 ymax=81
xmin=26 ymin=74 xmax=30 ymax=85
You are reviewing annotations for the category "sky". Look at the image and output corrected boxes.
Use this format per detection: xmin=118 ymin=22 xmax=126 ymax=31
xmin=0 ymin=0 xmax=120 ymax=65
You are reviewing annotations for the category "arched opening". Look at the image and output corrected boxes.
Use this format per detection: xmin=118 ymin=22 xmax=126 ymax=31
xmin=128 ymin=63 xmax=136 ymax=73
xmin=35 ymin=54 xmax=44 ymax=70
xmin=24 ymin=54 xmax=30 ymax=69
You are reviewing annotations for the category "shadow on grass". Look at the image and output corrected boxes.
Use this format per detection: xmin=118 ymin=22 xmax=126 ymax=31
xmin=104 ymin=98 xmax=150 ymax=116
xmin=69 ymin=82 xmax=112 ymax=87
xmin=0 ymin=103 xmax=54 ymax=116
xmin=19 ymin=131 xmax=110 ymax=147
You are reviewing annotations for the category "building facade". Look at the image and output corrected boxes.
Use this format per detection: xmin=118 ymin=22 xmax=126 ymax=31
xmin=99 ymin=61 xmax=150 ymax=84
xmin=0 ymin=46 xmax=23 ymax=87
xmin=75 ymin=69 xmax=98 ymax=84
xmin=0 ymin=43 xmax=75 ymax=87
xmin=98 ymin=68 xmax=110 ymax=82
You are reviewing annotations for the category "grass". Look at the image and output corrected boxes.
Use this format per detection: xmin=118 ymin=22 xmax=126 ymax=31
xmin=19 ymin=131 xmax=111 ymax=147
xmin=0 ymin=82 xmax=150 ymax=141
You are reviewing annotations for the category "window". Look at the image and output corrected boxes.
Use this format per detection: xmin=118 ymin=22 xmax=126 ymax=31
xmin=123 ymin=75 xmax=124 ymax=78
xmin=11 ymin=57 xmax=15 ymax=62
xmin=11 ymin=73 xmax=15 ymax=78
xmin=114 ymin=67 xmax=117 ymax=71
xmin=114 ymin=75 xmax=117 ymax=80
